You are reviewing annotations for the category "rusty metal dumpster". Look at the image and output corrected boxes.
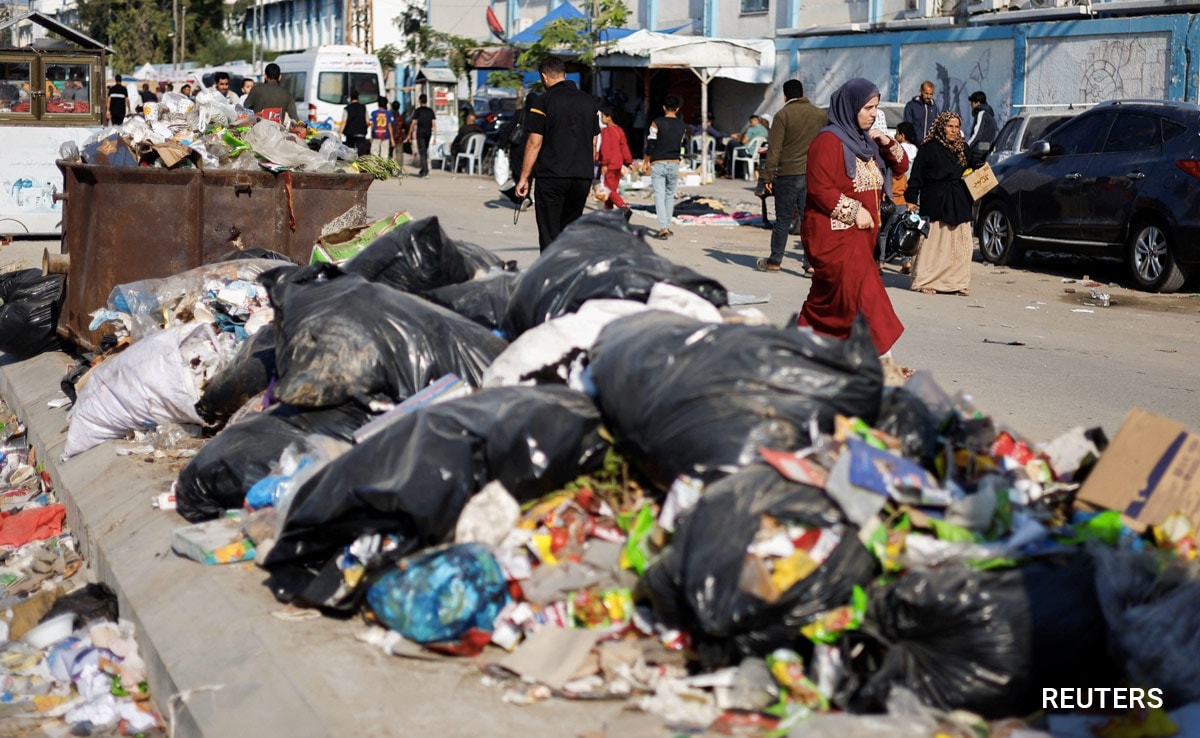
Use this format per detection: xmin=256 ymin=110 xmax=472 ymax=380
xmin=51 ymin=161 xmax=373 ymax=351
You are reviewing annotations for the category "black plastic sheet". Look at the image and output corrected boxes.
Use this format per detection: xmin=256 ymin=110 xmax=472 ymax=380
xmin=501 ymin=211 xmax=728 ymax=338
xmin=263 ymin=387 xmax=610 ymax=590
xmin=589 ymin=312 xmax=883 ymax=489
xmin=344 ymin=216 xmax=509 ymax=293
xmin=260 ymin=265 xmax=507 ymax=408
xmin=175 ymin=401 xmax=373 ymax=522
xmin=0 ymin=269 xmax=64 ymax=357
xmin=642 ymin=465 xmax=877 ymax=668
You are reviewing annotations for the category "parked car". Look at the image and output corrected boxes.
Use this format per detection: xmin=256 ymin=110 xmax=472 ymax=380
xmin=989 ymin=108 xmax=1083 ymax=165
xmin=472 ymin=90 xmax=519 ymax=149
xmin=974 ymin=99 xmax=1200 ymax=293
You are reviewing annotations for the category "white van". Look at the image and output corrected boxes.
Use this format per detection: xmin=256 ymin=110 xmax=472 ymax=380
xmin=272 ymin=45 xmax=383 ymax=131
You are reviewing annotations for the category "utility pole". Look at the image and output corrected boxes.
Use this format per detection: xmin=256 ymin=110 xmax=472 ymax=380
xmin=172 ymin=0 xmax=178 ymax=70
xmin=181 ymin=6 xmax=187 ymax=71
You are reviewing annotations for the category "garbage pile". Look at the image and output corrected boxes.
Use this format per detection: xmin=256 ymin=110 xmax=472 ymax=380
xmin=47 ymin=210 xmax=1200 ymax=736
xmin=61 ymin=90 xmax=402 ymax=179
xmin=0 ymin=409 xmax=164 ymax=735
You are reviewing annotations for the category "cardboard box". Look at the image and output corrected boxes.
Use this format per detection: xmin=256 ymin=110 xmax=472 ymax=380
xmin=964 ymin=162 xmax=998 ymax=200
xmin=1077 ymin=408 xmax=1200 ymax=532
xmin=81 ymin=134 xmax=138 ymax=168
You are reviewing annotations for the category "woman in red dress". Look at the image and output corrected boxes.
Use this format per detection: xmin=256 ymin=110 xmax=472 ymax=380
xmin=798 ymin=77 xmax=909 ymax=356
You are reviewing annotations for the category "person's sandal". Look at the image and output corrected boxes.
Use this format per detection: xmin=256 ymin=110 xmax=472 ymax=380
xmin=653 ymin=229 xmax=671 ymax=240
xmin=900 ymin=261 xmax=912 ymax=275
xmin=755 ymin=258 xmax=781 ymax=272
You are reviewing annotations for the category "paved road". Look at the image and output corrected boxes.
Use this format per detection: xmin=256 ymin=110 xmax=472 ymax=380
xmin=361 ymin=170 xmax=1200 ymax=443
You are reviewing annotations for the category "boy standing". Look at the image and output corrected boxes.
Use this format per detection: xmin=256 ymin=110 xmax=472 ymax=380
xmin=596 ymin=105 xmax=633 ymax=221
xmin=643 ymin=95 xmax=685 ymax=240
xmin=370 ymin=97 xmax=393 ymax=157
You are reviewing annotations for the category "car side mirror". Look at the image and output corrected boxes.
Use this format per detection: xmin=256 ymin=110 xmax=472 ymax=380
xmin=1028 ymin=140 xmax=1051 ymax=159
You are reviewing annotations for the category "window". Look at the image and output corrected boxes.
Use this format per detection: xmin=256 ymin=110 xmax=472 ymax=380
xmin=741 ymin=0 xmax=769 ymax=11
xmin=281 ymin=71 xmax=307 ymax=102
xmin=317 ymin=71 xmax=379 ymax=106
xmin=993 ymin=119 xmax=1019 ymax=152
xmin=0 ymin=58 xmax=33 ymax=117
xmin=1102 ymin=113 xmax=1160 ymax=153
xmin=1161 ymin=119 xmax=1186 ymax=144
xmin=1023 ymin=115 xmax=1073 ymax=148
xmin=43 ymin=61 xmax=94 ymax=117
xmin=1053 ymin=112 xmax=1113 ymax=156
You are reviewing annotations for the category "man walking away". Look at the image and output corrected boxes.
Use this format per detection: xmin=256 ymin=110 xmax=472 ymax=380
xmin=106 ymin=74 xmax=127 ymax=125
xmin=342 ymin=90 xmax=370 ymax=156
xmin=597 ymin=104 xmax=634 ymax=220
xmin=966 ymin=90 xmax=998 ymax=167
xmin=244 ymin=63 xmax=300 ymax=127
xmin=903 ymin=81 xmax=939 ymax=142
xmin=643 ymin=95 xmax=686 ymax=241
xmin=140 ymin=83 xmax=158 ymax=104
xmin=407 ymin=94 xmax=437 ymax=177
xmin=370 ymin=96 xmax=393 ymax=157
xmin=757 ymin=79 xmax=827 ymax=272
xmin=515 ymin=56 xmax=600 ymax=251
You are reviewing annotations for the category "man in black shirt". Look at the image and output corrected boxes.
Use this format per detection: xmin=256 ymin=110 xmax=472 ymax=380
xmin=643 ymin=94 xmax=686 ymax=240
xmin=106 ymin=74 xmax=128 ymax=125
xmin=341 ymin=90 xmax=370 ymax=156
xmin=515 ymin=56 xmax=600 ymax=251
xmin=407 ymin=95 xmax=437 ymax=177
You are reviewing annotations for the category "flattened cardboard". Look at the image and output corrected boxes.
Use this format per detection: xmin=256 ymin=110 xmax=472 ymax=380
xmin=1077 ymin=408 xmax=1200 ymax=532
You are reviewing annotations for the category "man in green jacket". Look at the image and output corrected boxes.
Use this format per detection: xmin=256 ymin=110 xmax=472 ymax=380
xmin=757 ymin=79 xmax=828 ymax=273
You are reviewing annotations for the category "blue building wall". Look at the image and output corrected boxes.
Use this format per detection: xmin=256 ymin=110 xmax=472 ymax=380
xmin=777 ymin=14 xmax=1200 ymax=126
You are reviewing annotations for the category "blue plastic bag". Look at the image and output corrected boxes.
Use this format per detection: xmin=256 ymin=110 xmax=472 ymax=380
xmin=366 ymin=542 xmax=509 ymax=645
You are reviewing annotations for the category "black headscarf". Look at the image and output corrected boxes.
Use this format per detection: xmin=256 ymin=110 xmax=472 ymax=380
xmin=821 ymin=77 xmax=885 ymax=181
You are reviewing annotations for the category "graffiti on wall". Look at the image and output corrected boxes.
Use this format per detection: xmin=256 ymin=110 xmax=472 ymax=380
xmin=794 ymin=46 xmax=891 ymax=107
xmin=901 ymin=40 xmax=1014 ymax=126
xmin=1025 ymin=33 xmax=1169 ymax=106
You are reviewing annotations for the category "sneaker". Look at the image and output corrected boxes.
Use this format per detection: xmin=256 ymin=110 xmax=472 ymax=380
xmin=755 ymin=258 xmax=781 ymax=272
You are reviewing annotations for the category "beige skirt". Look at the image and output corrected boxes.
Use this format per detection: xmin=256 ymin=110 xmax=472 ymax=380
xmin=911 ymin=220 xmax=972 ymax=293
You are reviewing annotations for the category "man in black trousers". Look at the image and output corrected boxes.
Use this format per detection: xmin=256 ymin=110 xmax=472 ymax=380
xmin=515 ymin=56 xmax=600 ymax=251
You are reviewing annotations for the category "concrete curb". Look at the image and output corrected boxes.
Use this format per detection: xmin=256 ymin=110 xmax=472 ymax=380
xmin=0 ymin=351 xmax=624 ymax=738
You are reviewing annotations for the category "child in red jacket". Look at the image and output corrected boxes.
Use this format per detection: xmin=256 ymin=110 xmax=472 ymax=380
xmin=597 ymin=105 xmax=633 ymax=219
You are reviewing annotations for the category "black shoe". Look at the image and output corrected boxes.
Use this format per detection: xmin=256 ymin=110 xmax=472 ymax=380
xmin=622 ymin=207 xmax=633 ymax=222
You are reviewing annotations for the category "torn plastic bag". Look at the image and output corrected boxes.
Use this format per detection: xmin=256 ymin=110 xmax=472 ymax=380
xmin=175 ymin=400 xmax=372 ymax=522
xmin=838 ymin=555 xmax=1119 ymax=718
xmin=64 ymin=323 xmax=216 ymax=458
xmin=500 ymin=211 xmax=728 ymax=338
xmin=215 ymin=247 xmax=294 ymax=263
xmin=367 ymin=542 xmax=509 ymax=646
xmin=262 ymin=386 xmax=609 ymax=604
xmin=421 ymin=270 xmax=517 ymax=331
xmin=343 ymin=216 xmax=509 ymax=293
xmin=0 ymin=269 xmax=64 ymax=357
xmin=260 ymin=264 xmax=507 ymax=408
xmin=1093 ymin=545 xmax=1200 ymax=706
xmin=642 ymin=465 xmax=878 ymax=668
xmin=589 ymin=312 xmax=883 ymax=490
xmin=195 ymin=324 xmax=277 ymax=426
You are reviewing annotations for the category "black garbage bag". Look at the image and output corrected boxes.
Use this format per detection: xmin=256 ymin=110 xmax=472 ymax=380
xmin=1093 ymin=545 xmax=1200 ymax=706
xmin=214 ymin=247 xmax=294 ymax=263
xmin=261 ymin=265 xmax=507 ymax=408
xmin=501 ymin=211 xmax=728 ymax=338
xmin=43 ymin=583 xmax=119 ymax=628
xmin=875 ymin=386 xmax=942 ymax=466
xmin=262 ymin=386 xmax=610 ymax=603
xmin=589 ymin=311 xmax=883 ymax=490
xmin=422 ymin=271 xmax=517 ymax=331
xmin=195 ymin=325 xmax=277 ymax=426
xmin=838 ymin=555 xmax=1119 ymax=718
xmin=642 ymin=465 xmax=878 ymax=668
xmin=0 ymin=269 xmax=65 ymax=357
xmin=175 ymin=401 xmax=373 ymax=522
xmin=343 ymin=216 xmax=508 ymax=293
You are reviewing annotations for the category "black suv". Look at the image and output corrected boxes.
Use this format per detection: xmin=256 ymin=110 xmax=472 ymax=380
xmin=975 ymin=99 xmax=1200 ymax=292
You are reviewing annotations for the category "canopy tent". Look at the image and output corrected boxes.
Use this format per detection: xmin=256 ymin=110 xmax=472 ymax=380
xmin=132 ymin=62 xmax=159 ymax=81
xmin=509 ymin=2 xmax=639 ymax=45
xmin=596 ymin=30 xmax=772 ymax=183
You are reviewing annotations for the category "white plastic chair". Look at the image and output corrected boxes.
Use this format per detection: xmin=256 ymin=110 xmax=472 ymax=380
xmin=452 ymin=133 xmax=486 ymax=175
xmin=731 ymin=136 xmax=766 ymax=180
xmin=686 ymin=135 xmax=716 ymax=170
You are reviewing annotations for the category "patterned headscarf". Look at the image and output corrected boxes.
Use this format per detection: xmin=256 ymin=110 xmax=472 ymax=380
xmin=925 ymin=111 xmax=967 ymax=167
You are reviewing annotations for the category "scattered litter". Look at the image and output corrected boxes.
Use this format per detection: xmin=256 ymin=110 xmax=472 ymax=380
xmin=1071 ymin=308 xmax=1095 ymax=313
xmin=982 ymin=339 xmax=1026 ymax=346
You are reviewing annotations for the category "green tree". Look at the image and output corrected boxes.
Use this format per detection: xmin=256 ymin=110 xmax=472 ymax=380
xmin=514 ymin=0 xmax=629 ymax=92
xmin=75 ymin=0 xmax=172 ymax=72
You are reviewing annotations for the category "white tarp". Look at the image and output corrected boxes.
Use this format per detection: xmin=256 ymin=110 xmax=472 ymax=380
xmin=595 ymin=30 xmax=774 ymax=85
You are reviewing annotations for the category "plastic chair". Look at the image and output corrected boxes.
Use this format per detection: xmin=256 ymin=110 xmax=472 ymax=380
xmin=731 ymin=136 xmax=766 ymax=180
xmin=452 ymin=133 xmax=486 ymax=175
xmin=686 ymin=135 xmax=716 ymax=170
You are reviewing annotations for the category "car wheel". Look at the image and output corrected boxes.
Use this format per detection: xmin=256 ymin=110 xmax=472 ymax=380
xmin=1127 ymin=218 xmax=1189 ymax=293
xmin=977 ymin=201 xmax=1024 ymax=266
